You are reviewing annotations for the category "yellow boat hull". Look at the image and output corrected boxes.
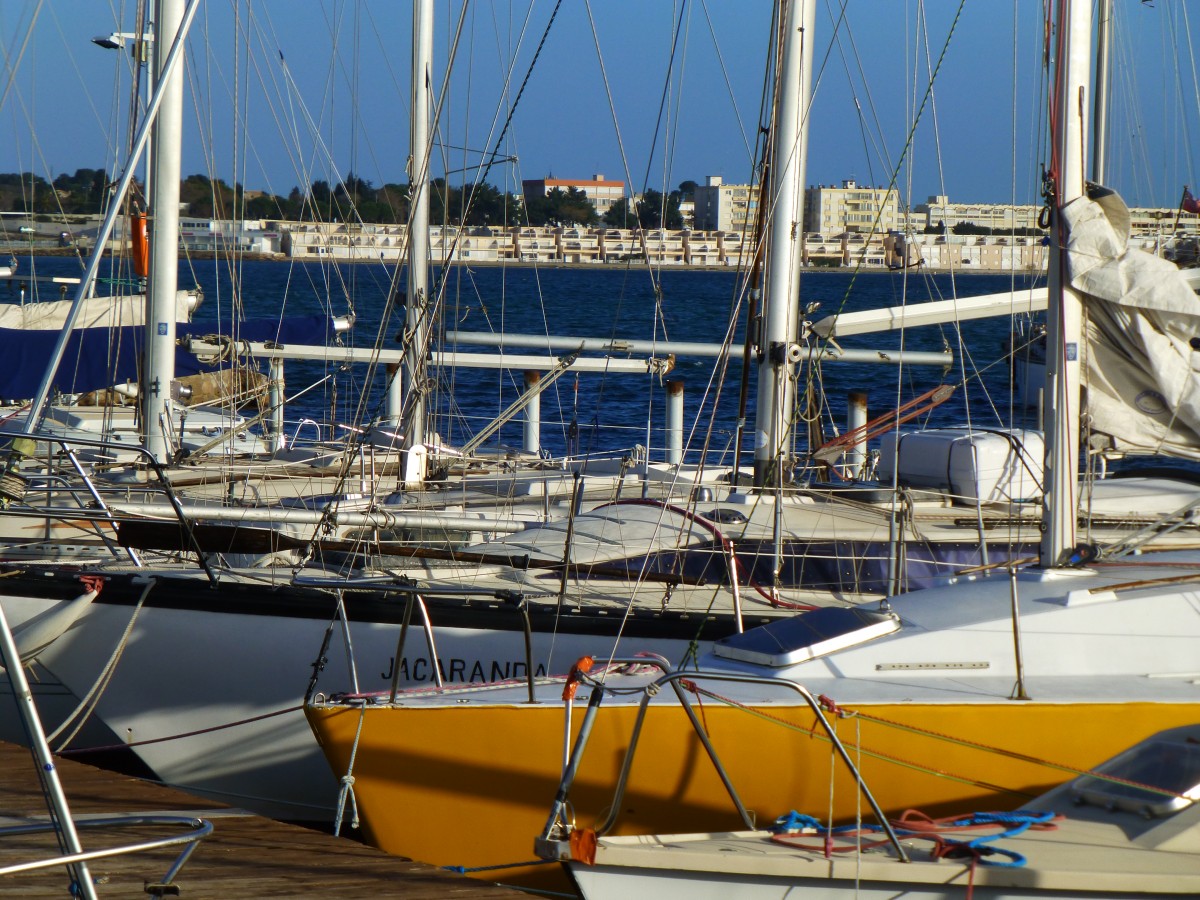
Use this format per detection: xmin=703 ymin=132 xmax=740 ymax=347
xmin=306 ymin=697 xmax=1200 ymax=889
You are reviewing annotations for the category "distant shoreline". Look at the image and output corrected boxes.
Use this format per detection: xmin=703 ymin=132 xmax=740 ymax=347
xmin=5 ymin=247 xmax=1044 ymax=276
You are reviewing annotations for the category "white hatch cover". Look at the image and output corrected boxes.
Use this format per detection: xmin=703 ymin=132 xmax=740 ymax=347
xmin=713 ymin=606 xmax=899 ymax=667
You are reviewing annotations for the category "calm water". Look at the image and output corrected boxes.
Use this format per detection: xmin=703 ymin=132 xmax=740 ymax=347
xmin=12 ymin=253 xmax=1044 ymax=461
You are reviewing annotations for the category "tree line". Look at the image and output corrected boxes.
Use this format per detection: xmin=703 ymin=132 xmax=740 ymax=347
xmin=1 ymin=169 xmax=694 ymax=229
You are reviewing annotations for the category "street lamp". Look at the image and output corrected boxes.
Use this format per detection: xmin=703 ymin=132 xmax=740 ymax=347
xmin=92 ymin=29 xmax=157 ymax=228
xmin=91 ymin=32 xmax=153 ymax=63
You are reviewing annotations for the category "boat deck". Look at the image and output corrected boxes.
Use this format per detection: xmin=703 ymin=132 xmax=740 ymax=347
xmin=0 ymin=742 xmax=528 ymax=899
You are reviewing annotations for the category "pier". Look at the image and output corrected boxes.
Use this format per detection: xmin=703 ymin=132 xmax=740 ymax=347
xmin=0 ymin=742 xmax=528 ymax=899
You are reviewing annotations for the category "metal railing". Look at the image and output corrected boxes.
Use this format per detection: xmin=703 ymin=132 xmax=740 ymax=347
xmin=536 ymin=660 xmax=909 ymax=864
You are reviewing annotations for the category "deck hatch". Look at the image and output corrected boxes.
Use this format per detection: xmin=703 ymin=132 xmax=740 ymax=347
xmin=713 ymin=606 xmax=899 ymax=667
xmin=1071 ymin=739 xmax=1200 ymax=817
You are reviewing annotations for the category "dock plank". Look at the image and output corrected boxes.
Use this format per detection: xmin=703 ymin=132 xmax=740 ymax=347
xmin=0 ymin=742 xmax=532 ymax=898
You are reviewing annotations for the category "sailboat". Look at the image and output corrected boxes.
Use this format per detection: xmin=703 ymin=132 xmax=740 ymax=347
xmin=3 ymin=0 xmax=1200 ymax=834
xmin=536 ymin=723 xmax=1200 ymax=899
xmin=303 ymin=0 xmax=1200 ymax=889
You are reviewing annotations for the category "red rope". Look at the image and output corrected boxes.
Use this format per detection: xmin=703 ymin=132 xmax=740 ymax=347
xmin=77 ymin=574 xmax=105 ymax=594
xmin=596 ymin=498 xmax=817 ymax=611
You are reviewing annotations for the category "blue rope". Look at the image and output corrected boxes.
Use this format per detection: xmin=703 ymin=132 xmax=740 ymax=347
xmin=443 ymin=859 xmax=555 ymax=874
xmin=939 ymin=810 xmax=1056 ymax=868
xmin=769 ymin=809 xmax=1057 ymax=868
xmin=770 ymin=811 xmax=824 ymax=833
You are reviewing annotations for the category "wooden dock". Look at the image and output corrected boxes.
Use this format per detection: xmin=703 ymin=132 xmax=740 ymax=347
xmin=0 ymin=742 xmax=533 ymax=898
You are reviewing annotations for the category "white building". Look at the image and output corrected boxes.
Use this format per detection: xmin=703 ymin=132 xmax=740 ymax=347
xmin=178 ymin=218 xmax=282 ymax=254
xmin=692 ymin=176 xmax=760 ymax=233
xmin=912 ymin=195 xmax=1041 ymax=233
xmin=803 ymin=179 xmax=903 ymax=235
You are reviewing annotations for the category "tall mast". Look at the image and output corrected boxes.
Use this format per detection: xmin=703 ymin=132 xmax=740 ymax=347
xmin=403 ymin=0 xmax=434 ymax=453
xmin=1092 ymin=0 xmax=1112 ymax=184
xmin=143 ymin=0 xmax=185 ymax=464
xmin=752 ymin=0 xmax=816 ymax=487
xmin=1040 ymin=0 xmax=1093 ymax=567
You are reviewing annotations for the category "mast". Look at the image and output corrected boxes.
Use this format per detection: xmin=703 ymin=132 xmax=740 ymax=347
xmin=23 ymin=2 xmax=195 ymax=433
xmin=403 ymin=0 xmax=434 ymax=454
xmin=1040 ymin=0 xmax=1092 ymax=567
xmin=1092 ymin=0 xmax=1112 ymax=183
xmin=752 ymin=0 xmax=816 ymax=487
xmin=143 ymin=0 xmax=186 ymax=464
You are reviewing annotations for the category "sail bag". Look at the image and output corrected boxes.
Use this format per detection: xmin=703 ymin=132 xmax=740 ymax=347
xmin=1064 ymin=189 xmax=1200 ymax=459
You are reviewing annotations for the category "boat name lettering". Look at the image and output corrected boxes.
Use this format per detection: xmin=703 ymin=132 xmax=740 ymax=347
xmin=381 ymin=655 xmax=548 ymax=684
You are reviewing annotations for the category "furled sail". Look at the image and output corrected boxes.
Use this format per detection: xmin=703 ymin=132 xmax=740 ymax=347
xmin=1064 ymin=187 xmax=1200 ymax=459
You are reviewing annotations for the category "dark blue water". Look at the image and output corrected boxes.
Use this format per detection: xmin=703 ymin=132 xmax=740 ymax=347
xmin=12 ymin=254 xmax=1044 ymax=460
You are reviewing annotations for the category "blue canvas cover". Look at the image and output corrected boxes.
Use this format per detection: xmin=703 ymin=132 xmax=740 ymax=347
xmin=0 ymin=315 xmax=340 ymax=400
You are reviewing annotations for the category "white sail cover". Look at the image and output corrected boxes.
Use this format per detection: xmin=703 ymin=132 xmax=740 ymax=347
xmin=1064 ymin=189 xmax=1200 ymax=459
xmin=0 ymin=290 xmax=196 ymax=330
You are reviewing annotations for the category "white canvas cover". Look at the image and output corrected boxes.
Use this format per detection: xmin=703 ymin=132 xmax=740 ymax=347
xmin=1064 ymin=189 xmax=1200 ymax=459
xmin=0 ymin=290 xmax=195 ymax=331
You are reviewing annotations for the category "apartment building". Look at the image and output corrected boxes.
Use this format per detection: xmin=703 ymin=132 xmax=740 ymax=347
xmin=521 ymin=175 xmax=625 ymax=216
xmin=692 ymin=176 xmax=759 ymax=232
xmin=803 ymin=179 xmax=903 ymax=235
xmin=912 ymin=195 xmax=1041 ymax=232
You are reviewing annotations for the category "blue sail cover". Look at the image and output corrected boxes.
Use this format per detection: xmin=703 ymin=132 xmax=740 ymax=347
xmin=0 ymin=315 xmax=341 ymax=401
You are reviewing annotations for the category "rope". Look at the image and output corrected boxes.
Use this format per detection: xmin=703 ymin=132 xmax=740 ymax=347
xmin=594 ymin=498 xmax=818 ymax=611
xmin=770 ymin=808 xmax=1059 ymax=870
xmin=58 ymin=703 xmax=303 ymax=755
xmin=822 ymin=702 xmax=1190 ymax=798
xmin=679 ymin=683 xmax=1193 ymax=806
xmin=442 ymin=859 xmax=555 ymax=874
xmin=333 ymin=701 xmax=367 ymax=836
xmin=679 ymin=685 xmax=1039 ymax=799
xmin=50 ymin=577 xmax=156 ymax=749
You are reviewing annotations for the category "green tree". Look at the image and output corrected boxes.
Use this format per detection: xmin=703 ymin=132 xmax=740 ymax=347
xmin=603 ymin=197 xmax=633 ymax=228
xmin=306 ymin=180 xmax=335 ymax=220
xmin=374 ymin=182 xmax=410 ymax=223
xmin=336 ymin=172 xmax=377 ymax=206
xmin=244 ymin=193 xmax=290 ymax=219
xmin=460 ymin=181 xmax=522 ymax=227
xmin=52 ymin=168 xmax=108 ymax=213
xmin=282 ymin=186 xmax=305 ymax=219
xmin=636 ymin=188 xmax=682 ymax=230
xmin=525 ymin=187 xmax=598 ymax=226
xmin=604 ymin=189 xmax=681 ymax=230
xmin=951 ymin=221 xmax=990 ymax=236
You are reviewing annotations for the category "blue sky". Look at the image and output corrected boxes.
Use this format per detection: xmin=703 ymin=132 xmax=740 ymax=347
xmin=2 ymin=1 xmax=1197 ymax=209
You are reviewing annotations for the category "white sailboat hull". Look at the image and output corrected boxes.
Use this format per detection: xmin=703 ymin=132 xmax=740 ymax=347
xmin=570 ymin=866 xmax=1152 ymax=900
xmin=0 ymin=574 xmax=714 ymax=820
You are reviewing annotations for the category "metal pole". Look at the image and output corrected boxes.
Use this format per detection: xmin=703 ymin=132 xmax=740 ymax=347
xmin=1092 ymin=0 xmax=1112 ymax=185
xmin=753 ymin=0 xmax=816 ymax=486
xmin=268 ymin=358 xmax=285 ymax=451
xmin=846 ymin=390 xmax=867 ymax=478
xmin=143 ymin=0 xmax=186 ymax=464
xmin=523 ymin=370 xmax=541 ymax=454
xmin=25 ymin=0 xmax=198 ymax=432
xmin=385 ymin=362 xmax=402 ymax=426
xmin=665 ymin=379 xmax=684 ymax=464
xmin=1041 ymin=0 xmax=1091 ymax=568
xmin=403 ymin=0 xmax=434 ymax=453
xmin=1009 ymin=566 xmax=1030 ymax=700
xmin=0 ymin=602 xmax=100 ymax=900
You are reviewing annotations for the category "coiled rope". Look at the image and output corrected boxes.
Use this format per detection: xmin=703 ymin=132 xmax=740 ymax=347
xmin=769 ymin=807 xmax=1060 ymax=883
